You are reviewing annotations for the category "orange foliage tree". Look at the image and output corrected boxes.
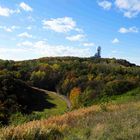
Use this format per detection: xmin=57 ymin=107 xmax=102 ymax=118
xmin=69 ymin=87 xmax=82 ymax=109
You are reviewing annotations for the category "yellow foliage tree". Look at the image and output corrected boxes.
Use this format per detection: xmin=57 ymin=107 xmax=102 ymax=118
xmin=69 ymin=87 xmax=81 ymax=109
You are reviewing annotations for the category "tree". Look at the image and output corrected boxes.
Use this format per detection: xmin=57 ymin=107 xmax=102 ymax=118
xmin=30 ymin=70 xmax=46 ymax=87
xmin=69 ymin=87 xmax=81 ymax=109
xmin=81 ymin=87 xmax=96 ymax=106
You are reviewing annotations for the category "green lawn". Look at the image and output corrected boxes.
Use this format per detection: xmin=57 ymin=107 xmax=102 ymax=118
xmin=107 ymin=87 xmax=140 ymax=104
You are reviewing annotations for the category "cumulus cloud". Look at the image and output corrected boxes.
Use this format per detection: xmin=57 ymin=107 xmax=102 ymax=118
xmin=119 ymin=26 xmax=139 ymax=33
xmin=0 ymin=40 xmax=93 ymax=60
xmin=115 ymin=0 xmax=140 ymax=18
xmin=0 ymin=6 xmax=20 ymax=17
xmin=112 ymin=38 xmax=120 ymax=44
xmin=42 ymin=17 xmax=76 ymax=33
xmin=66 ymin=34 xmax=85 ymax=41
xmin=19 ymin=2 xmax=33 ymax=12
xmin=97 ymin=0 xmax=140 ymax=18
xmin=4 ymin=40 xmax=92 ymax=60
xmin=33 ymin=41 xmax=91 ymax=57
xmin=18 ymin=32 xmax=32 ymax=38
xmin=83 ymin=42 xmax=95 ymax=47
xmin=98 ymin=0 xmax=112 ymax=10
xmin=0 ymin=25 xmax=19 ymax=32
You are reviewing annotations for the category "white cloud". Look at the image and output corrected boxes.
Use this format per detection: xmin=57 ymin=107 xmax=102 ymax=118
xmin=115 ymin=0 xmax=140 ymax=18
xmin=75 ymin=28 xmax=84 ymax=33
xmin=5 ymin=28 xmax=12 ymax=32
xmin=33 ymin=41 xmax=91 ymax=57
xmin=3 ymin=41 xmax=92 ymax=60
xmin=17 ymin=41 xmax=33 ymax=47
xmin=19 ymin=2 xmax=33 ymax=12
xmin=0 ymin=6 xmax=13 ymax=16
xmin=42 ymin=17 xmax=76 ymax=33
xmin=119 ymin=26 xmax=139 ymax=33
xmin=18 ymin=32 xmax=32 ymax=38
xmin=0 ymin=6 xmax=20 ymax=17
xmin=112 ymin=38 xmax=120 ymax=44
xmin=0 ymin=26 xmax=12 ymax=32
xmin=0 ymin=25 xmax=19 ymax=32
xmin=0 ymin=47 xmax=29 ymax=60
xmin=83 ymin=42 xmax=95 ymax=47
xmin=66 ymin=34 xmax=85 ymax=41
xmin=11 ymin=26 xmax=19 ymax=30
xmin=0 ymin=38 xmax=95 ymax=60
xmin=98 ymin=0 xmax=112 ymax=10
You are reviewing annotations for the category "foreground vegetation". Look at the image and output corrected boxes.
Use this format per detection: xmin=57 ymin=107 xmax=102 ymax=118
xmin=0 ymin=91 xmax=139 ymax=140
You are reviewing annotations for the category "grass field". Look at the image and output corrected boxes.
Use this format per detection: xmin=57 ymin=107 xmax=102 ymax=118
xmin=8 ymin=91 xmax=68 ymax=126
xmin=0 ymin=88 xmax=140 ymax=140
xmin=34 ymin=91 xmax=68 ymax=118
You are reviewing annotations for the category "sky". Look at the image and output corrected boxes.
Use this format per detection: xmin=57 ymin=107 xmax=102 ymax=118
xmin=0 ymin=0 xmax=140 ymax=65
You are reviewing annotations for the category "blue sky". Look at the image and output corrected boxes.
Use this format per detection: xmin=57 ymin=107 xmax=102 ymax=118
xmin=0 ymin=0 xmax=140 ymax=65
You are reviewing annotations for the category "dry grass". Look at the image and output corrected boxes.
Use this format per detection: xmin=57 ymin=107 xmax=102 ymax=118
xmin=0 ymin=101 xmax=140 ymax=140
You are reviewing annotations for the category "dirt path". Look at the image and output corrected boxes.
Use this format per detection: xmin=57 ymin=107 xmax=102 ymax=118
xmin=32 ymin=87 xmax=71 ymax=109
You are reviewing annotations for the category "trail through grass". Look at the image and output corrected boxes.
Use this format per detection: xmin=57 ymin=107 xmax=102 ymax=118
xmin=9 ymin=90 xmax=68 ymax=126
xmin=34 ymin=91 xmax=68 ymax=118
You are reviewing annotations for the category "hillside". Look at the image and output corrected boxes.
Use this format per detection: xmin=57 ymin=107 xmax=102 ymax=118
xmin=0 ymin=57 xmax=140 ymax=94
xmin=0 ymin=88 xmax=140 ymax=140
xmin=0 ymin=57 xmax=140 ymax=125
xmin=0 ymin=57 xmax=140 ymax=139
xmin=0 ymin=75 xmax=67 ymax=125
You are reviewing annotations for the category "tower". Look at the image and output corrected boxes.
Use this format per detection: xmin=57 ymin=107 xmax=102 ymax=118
xmin=97 ymin=46 xmax=101 ymax=58
xmin=94 ymin=46 xmax=101 ymax=58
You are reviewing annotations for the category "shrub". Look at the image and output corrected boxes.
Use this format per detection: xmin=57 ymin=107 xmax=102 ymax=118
xmin=80 ymin=87 xmax=96 ymax=106
xmin=103 ymin=80 xmax=136 ymax=96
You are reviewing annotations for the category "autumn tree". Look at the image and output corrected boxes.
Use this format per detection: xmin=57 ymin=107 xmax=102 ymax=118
xmin=69 ymin=87 xmax=82 ymax=109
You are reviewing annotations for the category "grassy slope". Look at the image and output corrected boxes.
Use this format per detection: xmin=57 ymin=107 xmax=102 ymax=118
xmin=0 ymin=88 xmax=140 ymax=140
xmin=9 ymin=91 xmax=67 ymax=126
xmin=33 ymin=92 xmax=68 ymax=118
xmin=64 ymin=88 xmax=140 ymax=140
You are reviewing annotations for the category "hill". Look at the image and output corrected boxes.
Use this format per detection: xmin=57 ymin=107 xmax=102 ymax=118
xmin=0 ymin=57 xmax=140 ymax=102
xmin=0 ymin=57 xmax=140 ymax=125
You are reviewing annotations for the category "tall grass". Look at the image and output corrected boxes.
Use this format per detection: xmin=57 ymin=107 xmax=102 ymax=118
xmin=0 ymin=100 xmax=140 ymax=140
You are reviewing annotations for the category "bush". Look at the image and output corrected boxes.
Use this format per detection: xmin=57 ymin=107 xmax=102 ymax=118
xmin=103 ymin=80 xmax=136 ymax=96
xmin=80 ymin=87 xmax=96 ymax=106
